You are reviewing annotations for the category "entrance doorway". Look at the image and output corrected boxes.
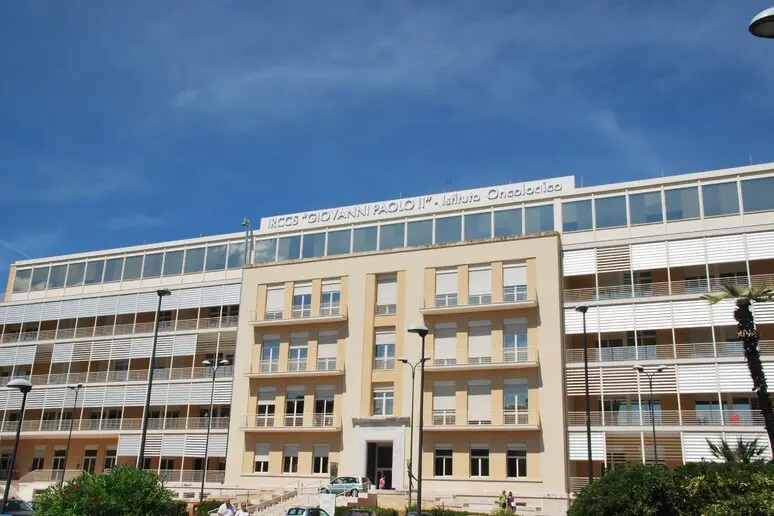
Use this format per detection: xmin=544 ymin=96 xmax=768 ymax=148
xmin=366 ymin=443 xmax=393 ymax=489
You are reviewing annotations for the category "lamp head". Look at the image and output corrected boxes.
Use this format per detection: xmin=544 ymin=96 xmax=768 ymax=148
xmin=242 ymin=218 xmax=251 ymax=227
xmin=67 ymin=383 xmax=83 ymax=390
xmin=8 ymin=378 xmax=33 ymax=393
xmin=656 ymin=365 xmax=668 ymax=373
xmin=750 ymin=7 xmax=774 ymax=38
xmin=219 ymin=359 xmax=230 ymax=366
xmin=398 ymin=357 xmax=409 ymax=364
xmin=408 ymin=324 xmax=429 ymax=338
xmin=157 ymin=288 xmax=171 ymax=297
xmin=201 ymin=360 xmax=212 ymax=367
xmin=632 ymin=365 xmax=645 ymax=373
xmin=575 ymin=306 xmax=589 ymax=314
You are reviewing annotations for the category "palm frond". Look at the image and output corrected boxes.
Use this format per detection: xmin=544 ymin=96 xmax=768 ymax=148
xmin=707 ymin=437 xmax=765 ymax=463
xmin=703 ymin=291 xmax=730 ymax=304
xmin=746 ymin=285 xmax=774 ymax=303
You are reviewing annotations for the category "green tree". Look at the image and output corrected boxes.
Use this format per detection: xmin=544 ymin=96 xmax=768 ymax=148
xmin=704 ymin=284 xmax=774 ymax=454
xmin=707 ymin=436 xmax=766 ymax=463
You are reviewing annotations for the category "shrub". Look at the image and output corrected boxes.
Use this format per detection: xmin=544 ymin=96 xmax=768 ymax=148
xmin=195 ymin=499 xmax=225 ymax=516
xmin=334 ymin=506 xmax=398 ymax=516
xmin=672 ymin=461 xmax=774 ymax=515
xmin=702 ymin=491 xmax=774 ymax=516
xmin=403 ymin=505 xmax=486 ymax=516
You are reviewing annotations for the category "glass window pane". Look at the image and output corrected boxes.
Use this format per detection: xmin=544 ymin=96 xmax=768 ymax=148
xmin=562 ymin=200 xmax=593 ymax=232
xmin=184 ymin=248 xmax=205 ymax=273
xmin=525 ymin=205 xmax=554 ymax=234
xmin=494 ymin=209 xmax=522 ymax=237
xmin=629 ymin=192 xmax=663 ymax=225
xmin=163 ymin=250 xmax=183 ymax=276
xmin=702 ymin=182 xmax=739 ymax=217
xmin=205 ymin=245 xmax=227 ymax=271
xmin=123 ymin=256 xmax=143 ymax=281
xmin=227 ymin=242 xmax=246 ymax=268
xmin=435 ymin=216 xmax=461 ymax=244
xmin=254 ymin=239 xmax=277 ymax=264
xmin=302 ymin=233 xmax=325 ymax=259
xmin=353 ymin=227 xmax=377 ymax=253
xmin=465 ymin=212 xmax=491 ymax=241
xmin=326 ymin=230 xmax=351 ymax=256
xmin=48 ymin=265 xmax=67 ymax=289
xmin=143 ymin=253 xmax=163 ymax=278
xmin=84 ymin=260 xmax=104 ymax=285
xmin=742 ymin=177 xmax=774 ymax=213
xmin=595 ymin=196 xmax=627 ymax=228
xmin=278 ymin=236 xmax=301 ymax=261
xmin=379 ymin=223 xmax=405 ymax=250
xmin=665 ymin=187 xmax=700 ymax=221
xmin=30 ymin=267 xmax=49 ymax=291
xmin=407 ymin=220 xmax=433 ymax=246
xmin=66 ymin=262 xmax=85 ymax=286
xmin=103 ymin=258 xmax=123 ymax=283
xmin=13 ymin=269 xmax=32 ymax=293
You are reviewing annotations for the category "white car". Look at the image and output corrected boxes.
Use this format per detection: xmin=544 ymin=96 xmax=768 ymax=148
xmin=285 ymin=507 xmax=331 ymax=516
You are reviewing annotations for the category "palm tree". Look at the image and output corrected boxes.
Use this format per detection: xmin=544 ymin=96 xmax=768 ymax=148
xmin=704 ymin=284 xmax=774 ymax=455
xmin=707 ymin=436 xmax=766 ymax=463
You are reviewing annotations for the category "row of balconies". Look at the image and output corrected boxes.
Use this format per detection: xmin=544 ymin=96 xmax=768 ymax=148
xmin=14 ymin=468 xmax=225 ymax=484
xmin=428 ymin=409 xmax=539 ymax=430
xmin=0 ymin=365 xmax=234 ymax=388
xmin=566 ymin=409 xmax=764 ymax=427
xmin=564 ymin=341 xmax=774 ymax=363
xmin=242 ymin=413 xmax=337 ymax=430
xmin=0 ymin=416 xmax=230 ymax=433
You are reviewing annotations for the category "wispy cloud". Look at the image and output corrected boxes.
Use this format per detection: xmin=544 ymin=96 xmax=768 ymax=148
xmin=103 ymin=214 xmax=163 ymax=231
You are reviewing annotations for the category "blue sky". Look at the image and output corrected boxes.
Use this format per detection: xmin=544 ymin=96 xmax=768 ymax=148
xmin=1 ymin=1 xmax=773 ymax=274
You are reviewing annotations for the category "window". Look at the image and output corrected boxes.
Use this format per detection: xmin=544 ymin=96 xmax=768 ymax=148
xmin=742 ymin=177 xmax=774 ymax=213
xmin=321 ymin=279 xmax=341 ymax=316
xmin=595 ymin=195 xmax=627 ymax=229
xmin=266 ymin=284 xmax=285 ymax=319
xmin=374 ymin=329 xmax=395 ymax=370
xmin=163 ymin=250 xmax=183 ymax=276
xmin=434 ymin=447 xmax=453 ymax=476
xmin=433 ymin=382 xmax=456 ymax=425
xmin=376 ymin=274 xmax=397 ymax=315
xmin=468 ymin=265 xmax=491 ymax=304
xmin=353 ymin=226 xmax=377 ymax=253
xmin=283 ymin=444 xmax=299 ymax=473
xmin=470 ymin=447 xmax=489 ymax=477
xmin=562 ymin=200 xmax=592 ymax=232
xmin=257 ymin=387 xmax=276 ymax=426
xmin=435 ymin=216 xmax=461 ymax=244
xmin=103 ymin=258 xmax=123 ymax=283
xmin=313 ymin=444 xmax=330 ymax=474
xmin=326 ymin=230 xmax=351 ymax=256
xmin=467 ymin=380 xmax=492 ymax=424
xmin=434 ymin=323 xmax=457 ymax=365
xmin=13 ymin=268 xmax=32 ymax=293
xmin=494 ymin=208 xmax=522 ymax=237
xmin=184 ymin=247 xmax=205 ymax=273
xmin=31 ymin=454 xmax=44 ymax=471
xmin=285 ymin=389 xmax=305 ymax=426
xmin=227 ymin=242 xmax=246 ymax=268
xmin=84 ymin=260 xmax=104 ymax=285
xmin=30 ymin=267 xmax=49 ymax=291
xmin=503 ymin=262 xmax=527 ymax=302
xmin=465 ymin=212 xmax=491 ymax=241
xmin=292 ymin=283 xmax=312 ymax=318
xmin=379 ymin=222 xmax=405 ymax=250
xmin=507 ymin=444 xmax=527 ymax=478
xmin=702 ymin=182 xmax=739 ymax=217
xmin=373 ymin=388 xmax=394 ymax=416
xmin=254 ymin=444 xmax=270 ymax=472
xmin=159 ymin=457 xmax=175 ymax=471
xmin=47 ymin=264 xmax=67 ymax=289
xmin=278 ymin=236 xmax=301 ymax=261
xmin=289 ymin=333 xmax=308 ymax=371
xmin=317 ymin=331 xmax=338 ymax=370
xmin=504 ymin=319 xmax=529 ymax=362
xmin=52 ymin=449 xmax=66 ymax=471
xmin=407 ymin=219 xmax=433 ymax=246
xmin=143 ymin=253 xmax=163 ymax=278
xmin=665 ymin=187 xmax=700 ymax=221
xmin=64 ymin=262 xmax=85 ymax=287
xmin=524 ymin=205 xmax=553 ymax=234
xmin=261 ymin=337 xmax=280 ymax=373
xmin=315 ymin=388 xmax=335 ymax=426
xmin=82 ymin=449 xmax=98 ymax=474
xmin=629 ymin=191 xmax=663 ymax=225
xmin=302 ymin=233 xmax=326 ymax=259
xmin=468 ymin=321 xmax=492 ymax=364
xmin=504 ymin=379 xmax=529 ymax=424
xmin=123 ymin=256 xmax=143 ymax=280
xmin=254 ymin=239 xmax=277 ymax=264
xmin=205 ymin=245 xmax=227 ymax=271
xmin=435 ymin=267 xmax=458 ymax=307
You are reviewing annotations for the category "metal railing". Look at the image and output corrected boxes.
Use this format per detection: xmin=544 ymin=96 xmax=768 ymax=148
xmin=260 ymin=360 xmax=280 ymax=373
xmin=253 ymin=305 xmax=347 ymax=322
xmin=0 ymin=417 xmax=230 ymax=433
xmin=374 ymin=357 xmax=395 ymax=370
xmin=430 ymin=347 xmax=538 ymax=367
xmin=566 ymin=409 xmax=764 ymax=427
xmin=317 ymin=357 xmax=337 ymax=371
xmin=426 ymin=287 xmax=532 ymax=309
xmin=17 ymin=366 xmax=234 ymax=387
xmin=244 ymin=413 xmax=338 ymax=429
xmin=18 ymin=469 xmax=83 ymax=483
xmin=253 ymin=358 xmax=340 ymax=374
xmin=320 ymin=303 xmax=340 ymax=316
xmin=427 ymin=409 xmax=539 ymax=427
xmin=375 ymin=304 xmax=397 ymax=316
xmin=177 ymin=470 xmax=226 ymax=483
xmin=565 ymin=340 xmax=774 ymax=363
xmin=288 ymin=359 xmax=308 ymax=372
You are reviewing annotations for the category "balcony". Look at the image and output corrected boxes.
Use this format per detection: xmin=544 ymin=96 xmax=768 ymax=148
xmin=249 ymin=305 xmax=347 ymax=327
xmin=373 ymin=357 xmax=395 ymax=371
xmin=420 ymin=287 xmax=536 ymax=315
xmin=19 ymin=469 xmax=83 ymax=484
xmin=242 ymin=412 xmax=339 ymax=431
xmin=566 ymin=409 xmax=764 ymax=428
xmin=161 ymin=470 xmax=225 ymax=483
xmin=0 ymin=417 xmax=230 ymax=434
xmin=564 ymin=341 xmax=774 ymax=364
xmin=248 ymin=359 xmax=343 ymax=378
xmin=425 ymin=409 xmax=540 ymax=431
xmin=12 ymin=365 xmax=235 ymax=389
xmin=426 ymin=348 xmax=538 ymax=372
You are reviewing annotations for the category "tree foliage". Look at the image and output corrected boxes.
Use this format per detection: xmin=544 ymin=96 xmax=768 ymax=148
xmin=708 ymin=436 xmax=766 ymax=463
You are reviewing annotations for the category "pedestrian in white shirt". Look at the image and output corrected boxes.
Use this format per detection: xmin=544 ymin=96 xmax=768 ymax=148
xmin=235 ymin=501 xmax=250 ymax=515
xmin=218 ymin=497 xmax=236 ymax=516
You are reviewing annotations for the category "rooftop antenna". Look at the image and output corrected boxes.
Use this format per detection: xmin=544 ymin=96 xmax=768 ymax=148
xmin=444 ymin=180 xmax=452 ymax=193
xmin=750 ymin=155 xmax=753 ymax=165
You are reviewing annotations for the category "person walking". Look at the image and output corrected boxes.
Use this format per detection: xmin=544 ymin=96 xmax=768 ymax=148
xmin=498 ymin=490 xmax=507 ymax=509
xmin=378 ymin=473 xmax=386 ymax=490
xmin=218 ymin=496 xmax=236 ymax=516
xmin=235 ymin=501 xmax=250 ymax=516
xmin=506 ymin=492 xmax=514 ymax=512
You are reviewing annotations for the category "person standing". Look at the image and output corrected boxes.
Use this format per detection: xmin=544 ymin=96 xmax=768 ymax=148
xmin=506 ymin=492 xmax=514 ymax=512
xmin=498 ymin=490 xmax=507 ymax=509
xmin=218 ymin=496 xmax=236 ymax=516
xmin=235 ymin=501 xmax=250 ymax=515
xmin=378 ymin=473 xmax=386 ymax=490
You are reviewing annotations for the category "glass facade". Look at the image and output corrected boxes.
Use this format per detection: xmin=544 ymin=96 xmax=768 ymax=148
xmin=47 ymin=264 xmax=67 ymax=289
xmin=353 ymin=226 xmax=377 ymax=253
xmin=206 ymin=245 xmax=227 ymax=271
xmin=525 ymin=205 xmax=553 ymax=234
xmin=436 ymin=216 xmax=462 ymax=244
xmin=562 ymin=200 xmax=592 ymax=232
xmin=103 ymin=258 xmax=123 ymax=283
xmin=163 ymin=250 xmax=183 ymax=276
xmin=123 ymin=256 xmax=143 ymax=280
xmin=629 ymin=191 xmax=663 ymax=225
xmin=407 ymin=220 xmax=433 ymax=246
xmin=595 ymin=195 xmax=627 ymax=229
xmin=326 ymin=230 xmax=351 ymax=256
xmin=278 ymin=236 xmax=301 ymax=261
xmin=184 ymin=248 xmax=205 ymax=273
xmin=254 ymin=239 xmax=277 ymax=264
xmin=494 ymin=208 xmax=522 ymax=237
xmin=30 ymin=267 xmax=49 ymax=291
xmin=665 ymin=187 xmax=700 ymax=221
xmin=465 ymin=212 xmax=491 ymax=241
xmin=301 ymin=233 xmax=325 ymax=259
xmin=143 ymin=253 xmax=163 ymax=278
xmin=702 ymin=182 xmax=739 ymax=217
xmin=379 ymin=223 xmax=405 ymax=250
xmin=84 ymin=260 xmax=104 ymax=285
xmin=742 ymin=177 xmax=774 ymax=213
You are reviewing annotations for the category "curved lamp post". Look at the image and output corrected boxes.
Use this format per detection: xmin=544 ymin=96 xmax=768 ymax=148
xmin=2 ymin=378 xmax=33 ymax=513
xmin=398 ymin=356 xmax=429 ymax=511
xmin=750 ymin=8 xmax=774 ymax=38
xmin=199 ymin=359 xmax=230 ymax=504
xmin=61 ymin=383 xmax=83 ymax=486
xmin=633 ymin=364 xmax=668 ymax=465
xmin=574 ymin=306 xmax=593 ymax=484
xmin=407 ymin=324 xmax=428 ymax=514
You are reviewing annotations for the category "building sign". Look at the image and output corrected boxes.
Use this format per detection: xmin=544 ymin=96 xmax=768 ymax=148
xmin=260 ymin=176 xmax=575 ymax=232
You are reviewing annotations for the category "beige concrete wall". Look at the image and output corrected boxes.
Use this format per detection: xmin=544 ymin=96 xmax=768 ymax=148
xmin=4 ymin=265 xmax=15 ymax=302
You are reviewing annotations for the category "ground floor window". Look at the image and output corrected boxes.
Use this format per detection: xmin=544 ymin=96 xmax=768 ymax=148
xmin=507 ymin=444 xmax=527 ymax=478
xmin=283 ymin=444 xmax=299 ymax=473
xmin=434 ymin=447 xmax=453 ymax=476
xmin=313 ymin=444 xmax=329 ymax=474
xmin=470 ymin=447 xmax=489 ymax=477
xmin=254 ymin=444 xmax=269 ymax=472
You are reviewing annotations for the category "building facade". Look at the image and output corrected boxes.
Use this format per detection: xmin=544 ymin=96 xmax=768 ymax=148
xmin=2 ymin=162 xmax=774 ymax=513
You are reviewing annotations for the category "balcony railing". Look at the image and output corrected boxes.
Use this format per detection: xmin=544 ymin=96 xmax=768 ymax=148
xmin=171 ymin=470 xmax=226 ymax=483
xmin=427 ymin=409 xmax=539 ymax=428
xmin=18 ymin=469 xmax=83 ymax=483
xmin=424 ymin=287 xmax=533 ymax=311
xmin=375 ymin=304 xmax=397 ymax=316
xmin=429 ymin=347 xmax=538 ymax=368
xmin=373 ymin=357 xmax=395 ymax=370
xmin=252 ymin=306 xmax=347 ymax=324
xmin=244 ymin=413 xmax=338 ymax=429
xmin=260 ymin=360 xmax=280 ymax=373
xmin=15 ymin=366 xmax=234 ymax=388
xmin=0 ymin=417 xmax=230 ymax=433
xmin=320 ymin=303 xmax=341 ymax=316
xmin=252 ymin=359 xmax=341 ymax=374
xmin=567 ymin=409 xmax=764 ymax=427
xmin=288 ymin=359 xmax=308 ymax=372
xmin=565 ymin=341 xmax=774 ymax=363
xmin=317 ymin=357 xmax=337 ymax=371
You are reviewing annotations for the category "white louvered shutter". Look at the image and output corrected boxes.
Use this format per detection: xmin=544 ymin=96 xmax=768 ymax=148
xmin=468 ymin=265 xmax=491 ymax=295
xmin=503 ymin=262 xmax=527 ymax=287
xmin=467 ymin=321 xmax=492 ymax=363
xmin=435 ymin=268 xmax=457 ymax=295
xmin=376 ymin=276 xmax=397 ymax=306
xmin=222 ymin=283 xmax=241 ymax=304
xmin=467 ymin=380 xmax=491 ymax=422
xmin=116 ymin=294 xmax=138 ymax=314
xmin=266 ymin=285 xmax=285 ymax=316
xmin=200 ymin=285 xmax=223 ymax=307
xmin=317 ymin=331 xmax=338 ymax=358
xmin=433 ymin=381 xmax=455 ymax=410
xmin=434 ymin=323 xmax=457 ymax=363
xmin=177 ymin=288 xmax=201 ymax=310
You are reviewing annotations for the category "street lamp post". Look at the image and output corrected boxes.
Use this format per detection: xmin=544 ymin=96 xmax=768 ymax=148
xmin=398 ymin=356 xmax=429 ymax=510
xmin=137 ymin=289 xmax=171 ymax=469
xmin=62 ymin=383 xmax=83 ymax=486
xmin=199 ymin=359 xmax=230 ymax=504
xmin=575 ymin=306 xmax=593 ymax=484
xmin=633 ymin=365 xmax=668 ymax=465
xmin=407 ymin=324 xmax=428 ymax=516
xmin=750 ymin=7 xmax=774 ymax=38
xmin=2 ymin=378 xmax=33 ymax=514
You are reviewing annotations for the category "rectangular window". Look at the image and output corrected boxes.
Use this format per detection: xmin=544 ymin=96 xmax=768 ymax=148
xmin=65 ymin=262 xmax=85 ymax=287
xmin=468 ymin=321 xmax=492 ymax=364
xmin=285 ymin=389 xmax=305 ymax=426
xmin=313 ymin=444 xmax=330 ymax=474
xmin=31 ymin=456 xmax=44 ymax=471
xmin=326 ymin=230 xmax=351 ymax=256
xmin=142 ymin=253 xmax=163 ymax=278
xmin=292 ymin=283 xmax=312 ymax=318
xmin=562 ymin=200 xmax=593 ymax=232
xmin=434 ymin=323 xmax=457 ymax=365
xmin=379 ymin=222 xmax=405 ymax=250
xmin=52 ymin=449 xmax=66 ymax=471
xmin=289 ymin=333 xmax=309 ymax=371
xmin=278 ymin=236 xmax=301 ymax=261
xmin=84 ymin=260 xmax=104 ymax=285
xmin=702 ymin=182 xmax=740 ymax=217
xmin=226 ymin=242 xmax=246 ymax=269
xmin=503 ymin=262 xmax=527 ymax=302
xmin=123 ymin=256 xmax=143 ymax=280
xmin=205 ymin=245 xmax=227 ymax=271
xmin=376 ymin=274 xmax=398 ymax=315
xmin=315 ymin=388 xmax=335 ymax=426
xmin=317 ymin=331 xmax=338 ymax=370
xmin=504 ymin=319 xmax=529 ymax=362
xmin=373 ymin=388 xmax=394 ymax=416
xmin=163 ymin=250 xmax=183 ymax=276
xmin=266 ymin=284 xmax=285 ymax=319
xmin=504 ymin=379 xmax=529 ymax=424
xmin=434 ymin=447 xmax=453 ymax=477
xmin=524 ymin=205 xmax=553 ymax=234
xmin=13 ymin=268 xmax=32 ymax=293
xmin=254 ymin=239 xmax=277 ymax=264
xmin=470 ymin=447 xmax=489 ymax=477
xmin=468 ymin=380 xmax=492 ymax=424
xmin=321 ymin=280 xmax=341 ymax=316
xmin=665 ymin=187 xmax=700 ymax=221
xmin=103 ymin=258 xmax=123 ymax=283
xmin=184 ymin=247 xmax=205 ymax=273
xmin=433 ymin=381 xmax=456 ymax=425
xmin=353 ymin=226 xmax=377 ymax=253
xmin=465 ymin=212 xmax=491 ymax=241
xmin=629 ymin=191 xmax=663 ymax=225
xmin=407 ymin=219 xmax=433 ymax=246
xmin=742 ymin=177 xmax=774 ymax=213
xmin=435 ymin=216 xmax=462 ymax=244
xmin=254 ymin=444 xmax=270 ymax=473
xmin=159 ymin=457 xmax=175 ymax=471
xmin=30 ymin=267 xmax=50 ymax=291
xmin=261 ymin=338 xmax=281 ymax=373
xmin=595 ymin=195 xmax=627 ymax=229
xmin=283 ymin=444 xmax=299 ymax=473
xmin=435 ymin=267 xmax=458 ymax=308
xmin=507 ymin=444 xmax=527 ymax=478
xmin=468 ymin=265 xmax=491 ymax=304
xmin=302 ymin=233 xmax=326 ymax=259
xmin=47 ymin=264 xmax=67 ymax=289
xmin=257 ymin=387 xmax=277 ymax=425
xmin=494 ymin=208 xmax=522 ymax=237
xmin=374 ymin=329 xmax=396 ymax=370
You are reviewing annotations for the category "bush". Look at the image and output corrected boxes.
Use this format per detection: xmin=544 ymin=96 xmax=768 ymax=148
xmin=168 ymin=500 xmax=189 ymax=516
xmin=403 ymin=505 xmax=485 ymax=516
xmin=335 ymin=506 xmax=398 ymax=516
xmin=34 ymin=466 xmax=182 ymax=516
xmin=195 ymin=499 xmax=224 ymax=516
xmin=703 ymin=491 xmax=774 ymax=516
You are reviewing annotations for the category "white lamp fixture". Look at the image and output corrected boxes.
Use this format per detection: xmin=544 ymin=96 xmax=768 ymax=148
xmin=750 ymin=8 xmax=774 ymax=38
